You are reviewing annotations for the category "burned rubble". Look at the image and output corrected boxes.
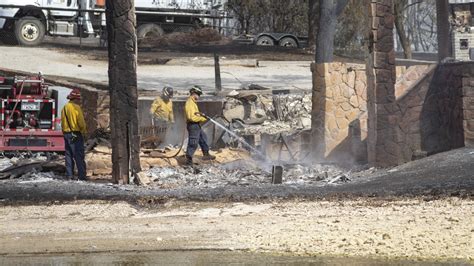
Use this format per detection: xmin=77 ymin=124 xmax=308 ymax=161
xmin=0 ymin=87 xmax=361 ymax=189
xmin=145 ymin=160 xmax=353 ymax=190
xmin=222 ymin=90 xmax=312 ymax=135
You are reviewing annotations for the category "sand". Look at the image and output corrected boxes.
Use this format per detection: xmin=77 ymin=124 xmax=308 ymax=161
xmin=0 ymin=198 xmax=472 ymax=261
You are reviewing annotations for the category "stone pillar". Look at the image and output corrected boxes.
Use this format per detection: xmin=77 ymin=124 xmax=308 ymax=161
xmin=310 ymin=63 xmax=327 ymax=160
xmin=311 ymin=62 xmax=368 ymax=163
xmin=367 ymin=0 xmax=402 ymax=167
xmin=463 ymin=73 xmax=474 ymax=147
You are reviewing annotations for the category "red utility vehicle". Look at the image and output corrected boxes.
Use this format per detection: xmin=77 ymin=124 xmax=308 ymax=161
xmin=0 ymin=74 xmax=64 ymax=152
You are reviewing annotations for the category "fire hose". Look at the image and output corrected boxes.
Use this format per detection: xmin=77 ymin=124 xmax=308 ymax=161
xmin=156 ymin=125 xmax=186 ymax=159
xmin=154 ymin=112 xmax=208 ymax=159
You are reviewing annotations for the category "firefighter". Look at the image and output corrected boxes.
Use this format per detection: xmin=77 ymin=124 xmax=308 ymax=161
xmin=185 ymin=85 xmax=216 ymax=165
xmin=61 ymin=88 xmax=87 ymax=181
xmin=150 ymin=86 xmax=174 ymax=123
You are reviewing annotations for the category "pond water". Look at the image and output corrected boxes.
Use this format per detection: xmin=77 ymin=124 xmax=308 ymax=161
xmin=0 ymin=251 xmax=469 ymax=266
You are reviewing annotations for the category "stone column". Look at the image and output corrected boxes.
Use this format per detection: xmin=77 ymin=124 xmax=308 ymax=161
xmin=310 ymin=63 xmax=327 ymax=161
xmin=463 ymin=68 xmax=474 ymax=147
xmin=367 ymin=0 xmax=402 ymax=167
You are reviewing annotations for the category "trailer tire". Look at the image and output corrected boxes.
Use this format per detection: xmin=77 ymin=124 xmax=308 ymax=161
xmin=137 ymin=23 xmax=164 ymax=45
xmin=256 ymin=35 xmax=274 ymax=46
xmin=14 ymin=17 xmax=45 ymax=46
xmin=279 ymin=37 xmax=298 ymax=48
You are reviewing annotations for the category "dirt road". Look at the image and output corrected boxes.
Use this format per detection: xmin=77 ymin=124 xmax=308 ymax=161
xmin=0 ymin=44 xmax=312 ymax=91
xmin=0 ymin=199 xmax=472 ymax=262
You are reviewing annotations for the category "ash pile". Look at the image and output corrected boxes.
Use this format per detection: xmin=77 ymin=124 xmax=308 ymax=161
xmin=146 ymin=160 xmax=354 ymax=190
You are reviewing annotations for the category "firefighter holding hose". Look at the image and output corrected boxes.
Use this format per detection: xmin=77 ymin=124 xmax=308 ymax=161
xmin=184 ymin=85 xmax=216 ymax=165
xmin=61 ymin=88 xmax=87 ymax=181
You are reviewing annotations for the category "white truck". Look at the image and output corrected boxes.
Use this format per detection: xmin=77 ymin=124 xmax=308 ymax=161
xmin=0 ymin=0 xmax=228 ymax=46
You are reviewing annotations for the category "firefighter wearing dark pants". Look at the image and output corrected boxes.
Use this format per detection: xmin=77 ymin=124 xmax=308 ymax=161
xmin=61 ymin=88 xmax=87 ymax=180
xmin=185 ymin=86 xmax=216 ymax=165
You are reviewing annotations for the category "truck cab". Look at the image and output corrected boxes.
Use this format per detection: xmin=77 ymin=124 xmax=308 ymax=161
xmin=0 ymin=0 xmax=228 ymax=46
xmin=0 ymin=0 xmax=103 ymax=46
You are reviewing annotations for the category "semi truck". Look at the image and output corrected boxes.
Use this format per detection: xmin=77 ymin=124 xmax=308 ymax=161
xmin=0 ymin=0 xmax=228 ymax=46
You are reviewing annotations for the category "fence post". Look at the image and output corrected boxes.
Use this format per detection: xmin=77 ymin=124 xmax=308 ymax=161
xmin=214 ymin=53 xmax=222 ymax=92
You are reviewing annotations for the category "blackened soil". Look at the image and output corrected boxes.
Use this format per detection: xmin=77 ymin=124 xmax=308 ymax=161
xmin=0 ymin=148 xmax=473 ymax=205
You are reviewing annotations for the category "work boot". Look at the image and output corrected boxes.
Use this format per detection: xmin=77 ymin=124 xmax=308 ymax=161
xmin=202 ymin=152 xmax=216 ymax=161
xmin=185 ymin=155 xmax=193 ymax=165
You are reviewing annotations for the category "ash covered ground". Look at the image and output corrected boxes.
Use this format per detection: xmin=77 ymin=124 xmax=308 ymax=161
xmin=0 ymin=147 xmax=473 ymax=204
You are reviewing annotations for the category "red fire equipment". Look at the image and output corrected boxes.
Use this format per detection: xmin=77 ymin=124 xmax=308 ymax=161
xmin=0 ymin=74 xmax=64 ymax=152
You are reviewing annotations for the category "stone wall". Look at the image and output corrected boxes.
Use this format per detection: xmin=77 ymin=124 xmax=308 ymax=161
xmin=378 ymin=63 xmax=469 ymax=162
xmin=311 ymin=62 xmax=474 ymax=166
xmin=417 ymin=64 xmax=466 ymax=155
xmin=311 ymin=62 xmax=368 ymax=164
xmin=463 ymin=64 xmax=474 ymax=147
xmin=394 ymin=64 xmax=437 ymax=161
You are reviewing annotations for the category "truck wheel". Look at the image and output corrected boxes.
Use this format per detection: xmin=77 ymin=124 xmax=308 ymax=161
xmin=279 ymin=37 xmax=298 ymax=48
xmin=256 ymin=35 xmax=274 ymax=46
xmin=137 ymin=24 xmax=164 ymax=44
xmin=14 ymin=17 xmax=45 ymax=46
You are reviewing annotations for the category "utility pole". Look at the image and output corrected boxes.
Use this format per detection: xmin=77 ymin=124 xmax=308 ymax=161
xmin=106 ymin=0 xmax=141 ymax=184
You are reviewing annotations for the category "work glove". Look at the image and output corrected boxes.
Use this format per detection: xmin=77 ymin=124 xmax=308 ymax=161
xmin=195 ymin=112 xmax=208 ymax=118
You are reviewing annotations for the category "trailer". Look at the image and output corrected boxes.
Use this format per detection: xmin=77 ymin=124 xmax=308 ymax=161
xmin=235 ymin=32 xmax=307 ymax=48
xmin=0 ymin=74 xmax=66 ymax=152
xmin=0 ymin=0 xmax=229 ymax=46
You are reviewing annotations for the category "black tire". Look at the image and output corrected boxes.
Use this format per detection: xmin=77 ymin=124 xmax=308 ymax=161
xmin=0 ymin=31 xmax=18 ymax=45
xmin=14 ymin=16 xmax=45 ymax=46
xmin=256 ymin=35 xmax=274 ymax=46
xmin=279 ymin=37 xmax=298 ymax=48
xmin=137 ymin=23 xmax=164 ymax=44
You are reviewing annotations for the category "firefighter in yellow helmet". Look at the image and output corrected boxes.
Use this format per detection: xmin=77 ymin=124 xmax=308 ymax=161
xmin=61 ymin=88 xmax=87 ymax=181
xmin=150 ymin=86 xmax=174 ymax=123
xmin=184 ymin=85 xmax=216 ymax=165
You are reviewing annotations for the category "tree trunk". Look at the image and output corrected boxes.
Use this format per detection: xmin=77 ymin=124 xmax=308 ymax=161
xmin=394 ymin=1 xmax=412 ymax=59
xmin=315 ymin=0 xmax=338 ymax=63
xmin=315 ymin=0 xmax=348 ymax=63
xmin=436 ymin=0 xmax=451 ymax=61
xmin=106 ymin=0 xmax=141 ymax=184
xmin=307 ymin=0 xmax=319 ymax=50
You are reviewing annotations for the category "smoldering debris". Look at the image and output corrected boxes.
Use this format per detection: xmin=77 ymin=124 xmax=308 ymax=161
xmin=145 ymin=160 xmax=354 ymax=189
xmin=223 ymin=91 xmax=312 ymax=136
